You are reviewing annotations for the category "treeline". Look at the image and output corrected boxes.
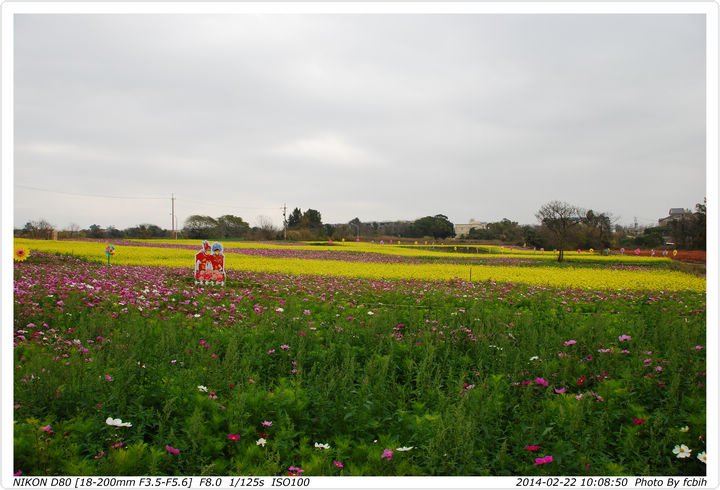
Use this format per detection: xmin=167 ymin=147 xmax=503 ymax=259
xmin=15 ymin=199 xmax=706 ymax=252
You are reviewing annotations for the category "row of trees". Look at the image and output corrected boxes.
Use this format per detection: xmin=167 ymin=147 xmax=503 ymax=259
xmin=16 ymin=200 xmax=706 ymax=257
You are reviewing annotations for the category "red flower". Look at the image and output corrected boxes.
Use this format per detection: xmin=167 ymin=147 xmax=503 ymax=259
xmin=228 ymin=433 xmax=241 ymax=441
xmin=525 ymin=445 xmax=541 ymax=452
xmin=577 ymin=376 xmax=586 ymax=386
xmin=633 ymin=418 xmax=646 ymax=425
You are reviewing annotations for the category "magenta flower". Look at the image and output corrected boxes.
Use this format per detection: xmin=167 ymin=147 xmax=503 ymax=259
xmin=40 ymin=424 xmax=54 ymax=434
xmin=104 ymin=374 xmax=113 ymax=382
xmin=280 ymin=344 xmax=290 ymax=351
xmin=564 ymin=340 xmax=576 ymax=346
xmin=535 ymin=455 xmax=553 ymax=465
xmin=287 ymin=466 xmax=304 ymax=476
xmin=525 ymin=445 xmax=541 ymax=452
xmin=534 ymin=377 xmax=549 ymax=387
xmin=633 ymin=418 xmax=646 ymax=425
xmin=333 ymin=460 xmax=344 ymax=469
xmin=165 ymin=445 xmax=181 ymax=455
xmin=381 ymin=448 xmax=394 ymax=461
xmin=554 ymin=387 xmax=566 ymax=394
xmin=262 ymin=420 xmax=273 ymax=427
xmin=13 ymin=470 xmax=22 ymax=477
xmin=228 ymin=433 xmax=241 ymax=441
xmin=618 ymin=335 xmax=632 ymax=342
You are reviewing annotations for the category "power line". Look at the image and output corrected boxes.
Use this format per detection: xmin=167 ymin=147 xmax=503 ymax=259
xmin=16 ymin=184 xmax=167 ymax=200
xmin=181 ymin=197 xmax=280 ymax=211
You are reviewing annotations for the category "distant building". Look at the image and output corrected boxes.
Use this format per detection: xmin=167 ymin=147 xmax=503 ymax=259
xmin=658 ymin=208 xmax=693 ymax=227
xmin=454 ymin=219 xmax=487 ymax=237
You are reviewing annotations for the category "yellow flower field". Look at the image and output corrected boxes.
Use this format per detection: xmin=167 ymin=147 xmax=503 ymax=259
xmin=14 ymin=238 xmax=704 ymax=292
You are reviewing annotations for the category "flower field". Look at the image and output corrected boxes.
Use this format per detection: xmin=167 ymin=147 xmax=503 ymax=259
xmin=12 ymin=240 xmax=707 ymax=477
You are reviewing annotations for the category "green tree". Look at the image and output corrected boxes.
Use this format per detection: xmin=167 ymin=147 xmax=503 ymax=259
xmin=411 ymin=214 xmax=455 ymax=239
xmin=87 ymin=224 xmax=105 ymax=239
xmin=301 ymin=209 xmax=323 ymax=229
xmin=217 ymin=215 xmax=250 ymax=239
xmin=287 ymin=208 xmax=303 ymax=229
xmin=183 ymin=215 xmax=218 ymax=239
xmin=691 ymin=200 xmax=706 ymax=249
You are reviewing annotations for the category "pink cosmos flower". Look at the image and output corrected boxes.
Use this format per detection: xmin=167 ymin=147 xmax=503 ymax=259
xmin=534 ymin=377 xmax=549 ymax=387
xmin=13 ymin=470 xmax=22 ymax=477
xmin=525 ymin=445 xmax=541 ymax=452
xmin=333 ymin=460 xmax=344 ymax=469
xmin=695 ymin=345 xmax=704 ymax=351
xmin=618 ymin=335 xmax=632 ymax=342
xmin=111 ymin=442 xmax=124 ymax=449
xmin=382 ymin=448 xmax=394 ymax=461
xmin=262 ymin=420 xmax=273 ymax=427
xmin=165 ymin=445 xmax=181 ymax=455
xmin=287 ymin=466 xmax=304 ymax=476
xmin=535 ymin=455 xmax=553 ymax=465
xmin=228 ymin=433 xmax=241 ymax=441
xmin=564 ymin=340 xmax=576 ymax=346
xmin=40 ymin=425 xmax=53 ymax=434
xmin=104 ymin=374 xmax=113 ymax=382
xmin=554 ymin=388 xmax=566 ymax=394
xmin=280 ymin=344 xmax=290 ymax=351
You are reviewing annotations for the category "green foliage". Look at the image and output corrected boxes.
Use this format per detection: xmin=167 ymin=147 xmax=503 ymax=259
xmin=409 ymin=214 xmax=455 ymax=239
xmin=13 ymin=261 xmax=706 ymax=476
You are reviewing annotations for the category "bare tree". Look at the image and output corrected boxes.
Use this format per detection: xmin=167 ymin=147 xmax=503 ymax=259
xmin=536 ymin=201 xmax=582 ymax=262
xmin=255 ymin=215 xmax=278 ymax=240
xmin=66 ymin=223 xmax=80 ymax=238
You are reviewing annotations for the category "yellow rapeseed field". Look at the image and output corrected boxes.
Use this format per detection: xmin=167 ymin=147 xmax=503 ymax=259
xmin=14 ymin=238 xmax=704 ymax=292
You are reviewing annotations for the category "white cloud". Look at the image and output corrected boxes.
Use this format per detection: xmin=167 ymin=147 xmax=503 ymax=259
xmin=267 ymin=134 xmax=383 ymax=167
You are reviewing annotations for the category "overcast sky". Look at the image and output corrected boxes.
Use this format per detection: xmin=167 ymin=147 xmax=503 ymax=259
xmin=13 ymin=12 xmax=707 ymax=231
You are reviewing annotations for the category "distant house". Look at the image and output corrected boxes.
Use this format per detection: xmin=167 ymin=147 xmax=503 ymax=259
xmin=658 ymin=208 xmax=693 ymax=227
xmin=454 ymin=219 xmax=487 ymax=237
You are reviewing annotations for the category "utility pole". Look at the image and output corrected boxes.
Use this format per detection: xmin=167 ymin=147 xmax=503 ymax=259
xmin=171 ymin=194 xmax=176 ymax=239
xmin=282 ymin=203 xmax=287 ymax=240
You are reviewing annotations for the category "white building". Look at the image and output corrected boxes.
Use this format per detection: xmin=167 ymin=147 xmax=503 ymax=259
xmin=658 ymin=208 xmax=692 ymax=226
xmin=454 ymin=219 xmax=488 ymax=237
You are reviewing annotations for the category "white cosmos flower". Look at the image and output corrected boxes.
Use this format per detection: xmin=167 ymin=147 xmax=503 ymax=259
xmin=672 ymin=444 xmax=692 ymax=459
xmin=256 ymin=438 xmax=267 ymax=447
xmin=396 ymin=446 xmax=414 ymax=452
xmin=529 ymin=356 xmax=540 ymax=361
xmin=679 ymin=426 xmax=690 ymax=432
xmin=197 ymin=385 xmax=208 ymax=392
xmin=105 ymin=417 xmax=132 ymax=428
xmin=314 ymin=442 xmax=331 ymax=449
xmin=697 ymin=451 xmax=707 ymax=464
